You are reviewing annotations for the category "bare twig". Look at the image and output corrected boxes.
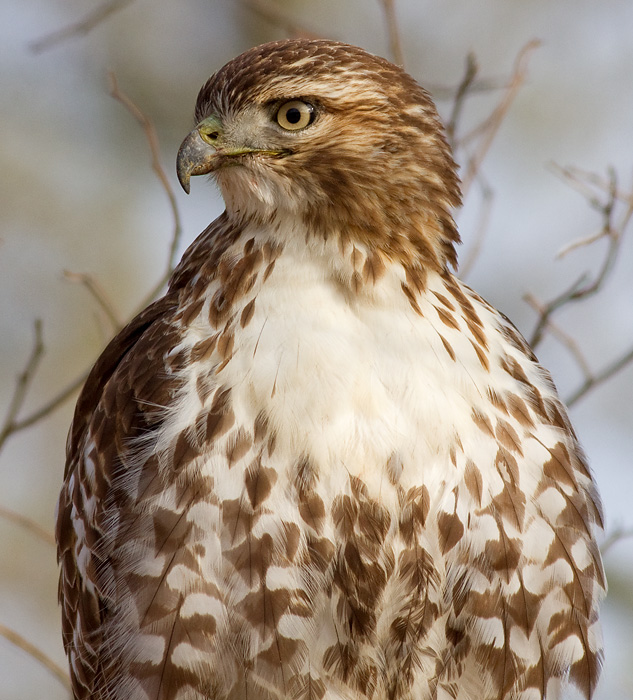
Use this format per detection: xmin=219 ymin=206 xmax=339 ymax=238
xmin=460 ymin=40 xmax=541 ymax=198
xmin=30 ymin=0 xmax=135 ymax=53
xmin=0 ymin=506 xmax=56 ymax=547
xmin=0 ymin=623 xmax=70 ymax=691
xmin=0 ymin=76 xmax=186 ymax=451
xmin=527 ymin=283 xmax=633 ymax=406
xmin=556 ymin=228 xmax=610 ymax=258
xmin=524 ymin=292 xmax=604 ymax=405
xmin=64 ymin=270 xmax=123 ymax=332
xmin=524 ymin=293 xmax=593 ymax=378
xmin=0 ymin=316 xmax=87 ymax=449
xmin=551 ymin=164 xmax=633 ymax=215
xmin=108 ymin=72 xmax=183 ymax=307
xmin=379 ymin=0 xmax=405 ymax=67
xmin=551 ymin=164 xmax=633 ymax=257
xmin=429 ymin=75 xmax=505 ymax=103
xmin=523 ymin=167 xmax=633 ymax=405
xmin=527 ymin=268 xmax=595 ymax=349
xmin=1 ymin=372 xmax=88 ymax=441
xmin=566 ymin=345 xmax=633 ymax=407
xmin=243 ymin=0 xmax=321 ymax=39
xmin=529 ymin=168 xmax=632 ymax=349
xmin=0 ymin=321 xmax=45 ymax=452
xmin=446 ymin=53 xmax=479 ymax=147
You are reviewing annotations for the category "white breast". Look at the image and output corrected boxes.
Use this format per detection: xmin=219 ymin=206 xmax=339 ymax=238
xmin=213 ymin=239 xmax=496 ymax=500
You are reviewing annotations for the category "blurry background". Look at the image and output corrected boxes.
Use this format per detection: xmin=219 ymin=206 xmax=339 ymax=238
xmin=1 ymin=1 xmax=632 ymax=698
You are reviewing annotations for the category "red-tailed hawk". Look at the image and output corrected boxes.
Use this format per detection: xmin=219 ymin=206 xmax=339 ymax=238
xmin=56 ymin=39 xmax=605 ymax=700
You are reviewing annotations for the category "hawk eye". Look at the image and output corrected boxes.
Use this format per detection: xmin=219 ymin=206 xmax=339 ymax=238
xmin=275 ymin=100 xmax=315 ymax=131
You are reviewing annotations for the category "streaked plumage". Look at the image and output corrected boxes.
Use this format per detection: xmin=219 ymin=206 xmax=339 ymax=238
xmin=57 ymin=39 xmax=605 ymax=700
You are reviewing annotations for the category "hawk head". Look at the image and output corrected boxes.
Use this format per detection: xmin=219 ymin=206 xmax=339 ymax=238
xmin=177 ymin=39 xmax=462 ymax=271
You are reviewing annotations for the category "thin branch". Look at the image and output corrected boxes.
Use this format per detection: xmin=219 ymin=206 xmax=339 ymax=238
xmin=0 ymin=75 xmax=188 ymax=449
xmin=379 ymin=0 xmax=405 ymax=67
xmin=4 ymin=371 xmax=88 ymax=439
xmin=526 ymin=286 xmax=633 ymax=406
xmin=243 ymin=0 xmax=321 ymax=39
xmin=551 ymin=164 xmax=633 ymax=214
xmin=64 ymin=270 xmax=123 ymax=332
xmin=445 ymin=53 xmax=479 ymax=147
xmin=528 ymin=169 xmax=630 ymax=348
xmin=523 ymin=167 xmax=633 ymax=404
xmin=0 ymin=506 xmax=56 ymax=547
xmin=0 ymin=623 xmax=70 ymax=691
xmin=566 ymin=345 xmax=633 ymax=407
xmin=429 ymin=75 xmax=505 ymax=103
xmin=460 ymin=40 xmax=541 ymax=198
xmin=108 ymin=72 xmax=183 ymax=307
xmin=524 ymin=294 xmax=594 ymax=379
xmin=30 ymin=0 xmax=135 ymax=53
xmin=551 ymin=163 xmax=633 ymax=258
xmin=556 ymin=228 xmax=610 ymax=258
xmin=0 ymin=321 xmax=45 ymax=452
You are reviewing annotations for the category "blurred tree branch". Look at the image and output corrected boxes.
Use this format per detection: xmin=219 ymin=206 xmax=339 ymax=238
xmin=528 ymin=168 xmax=626 ymax=347
xmin=443 ymin=45 xmax=538 ymax=276
xmin=0 ymin=320 xmax=89 ymax=454
xmin=445 ymin=53 xmax=479 ymax=147
xmin=244 ymin=0 xmax=319 ymax=38
xmin=64 ymin=270 xmax=123 ymax=334
xmin=566 ymin=345 xmax=633 ymax=407
xmin=0 ymin=77 xmax=184 ymax=456
xmin=458 ymin=176 xmax=494 ymax=279
xmin=0 ymin=505 xmax=55 ymax=547
xmin=108 ymin=72 xmax=184 ymax=308
xmin=0 ymin=623 xmax=70 ymax=691
xmin=0 ymin=320 xmax=45 ymax=452
xmin=459 ymin=40 xmax=541 ymax=199
xmin=601 ymin=525 xmax=633 ymax=556
xmin=30 ymin=0 xmax=135 ymax=53
xmin=525 ymin=167 xmax=633 ymax=406
xmin=379 ymin=0 xmax=404 ymax=66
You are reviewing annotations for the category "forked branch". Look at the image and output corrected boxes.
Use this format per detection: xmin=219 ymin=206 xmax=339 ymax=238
xmin=526 ymin=167 xmax=633 ymax=406
xmin=529 ymin=168 xmax=632 ymax=348
xmin=0 ymin=78 xmax=185 ymax=452
xmin=460 ymin=40 xmax=541 ymax=198
xmin=0 ymin=321 xmax=45 ymax=452
xmin=0 ymin=319 xmax=89 ymax=452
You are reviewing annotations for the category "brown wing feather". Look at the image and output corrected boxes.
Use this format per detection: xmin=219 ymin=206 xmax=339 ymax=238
xmin=56 ymin=296 xmax=178 ymax=699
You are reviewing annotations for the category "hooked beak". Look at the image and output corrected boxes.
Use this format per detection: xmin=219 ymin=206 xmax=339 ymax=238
xmin=176 ymin=116 xmax=223 ymax=194
xmin=176 ymin=114 xmax=291 ymax=194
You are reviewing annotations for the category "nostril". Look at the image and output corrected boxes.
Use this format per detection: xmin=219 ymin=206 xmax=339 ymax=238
xmin=199 ymin=128 xmax=221 ymax=147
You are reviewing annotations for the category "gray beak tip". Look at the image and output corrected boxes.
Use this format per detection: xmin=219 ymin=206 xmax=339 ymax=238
xmin=176 ymin=127 xmax=216 ymax=194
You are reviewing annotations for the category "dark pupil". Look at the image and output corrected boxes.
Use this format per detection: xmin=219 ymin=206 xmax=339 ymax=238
xmin=286 ymin=107 xmax=302 ymax=124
